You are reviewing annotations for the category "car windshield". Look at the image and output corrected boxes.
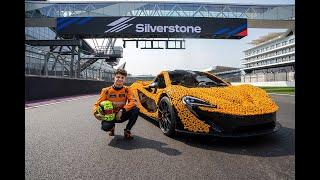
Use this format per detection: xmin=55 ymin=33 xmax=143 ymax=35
xmin=169 ymin=70 xmax=228 ymax=88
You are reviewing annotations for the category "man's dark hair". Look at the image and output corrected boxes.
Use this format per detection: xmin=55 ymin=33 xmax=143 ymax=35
xmin=115 ymin=69 xmax=127 ymax=77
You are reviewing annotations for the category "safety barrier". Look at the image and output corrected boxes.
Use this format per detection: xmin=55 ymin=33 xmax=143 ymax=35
xmin=25 ymin=75 xmax=115 ymax=101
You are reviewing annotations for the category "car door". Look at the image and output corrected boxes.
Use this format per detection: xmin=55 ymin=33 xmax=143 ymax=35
xmin=137 ymin=74 xmax=166 ymax=113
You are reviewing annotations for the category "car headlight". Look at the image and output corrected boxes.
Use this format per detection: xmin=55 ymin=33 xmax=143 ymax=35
xmin=182 ymin=96 xmax=216 ymax=117
xmin=182 ymin=96 xmax=214 ymax=108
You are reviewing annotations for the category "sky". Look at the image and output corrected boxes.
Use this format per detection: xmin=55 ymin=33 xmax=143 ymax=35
xmin=50 ymin=0 xmax=295 ymax=75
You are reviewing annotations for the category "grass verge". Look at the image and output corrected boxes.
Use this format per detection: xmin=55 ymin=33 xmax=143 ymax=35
xmin=259 ymin=87 xmax=295 ymax=95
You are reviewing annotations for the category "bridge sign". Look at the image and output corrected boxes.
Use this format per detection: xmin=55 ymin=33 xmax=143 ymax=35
xmin=57 ymin=16 xmax=247 ymax=39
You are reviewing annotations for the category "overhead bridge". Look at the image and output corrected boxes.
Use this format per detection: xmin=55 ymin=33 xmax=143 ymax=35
xmin=25 ymin=1 xmax=294 ymax=29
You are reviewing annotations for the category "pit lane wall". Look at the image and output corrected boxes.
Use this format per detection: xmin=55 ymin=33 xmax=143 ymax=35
xmin=25 ymin=75 xmax=114 ymax=101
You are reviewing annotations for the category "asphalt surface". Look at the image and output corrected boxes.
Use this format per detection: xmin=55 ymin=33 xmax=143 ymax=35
xmin=25 ymin=94 xmax=295 ymax=180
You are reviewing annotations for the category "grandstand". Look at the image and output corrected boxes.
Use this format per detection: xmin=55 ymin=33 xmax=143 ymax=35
xmin=126 ymin=75 xmax=156 ymax=84
xmin=241 ymin=28 xmax=295 ymax=84
xmin=204 ymin=66 xmax=241 ymax=82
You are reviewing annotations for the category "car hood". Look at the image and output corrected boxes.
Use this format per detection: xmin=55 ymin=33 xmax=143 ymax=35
xmin=168 ymin=84 xmax=278 ymax=116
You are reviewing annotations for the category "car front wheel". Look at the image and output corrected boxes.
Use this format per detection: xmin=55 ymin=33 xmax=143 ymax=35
xmin=158 ymin=96 xmax=176 ymax=136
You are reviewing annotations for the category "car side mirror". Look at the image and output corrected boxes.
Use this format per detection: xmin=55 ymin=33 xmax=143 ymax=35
xmin=149 ymin=82 xmax=159 ymax=88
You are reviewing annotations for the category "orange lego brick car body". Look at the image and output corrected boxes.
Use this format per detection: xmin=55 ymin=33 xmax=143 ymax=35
xmin=130 ymin=70 xmax=280 ymax=137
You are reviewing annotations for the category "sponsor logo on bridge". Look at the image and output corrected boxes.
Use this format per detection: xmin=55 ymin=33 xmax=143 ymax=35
xmin=105 ymin=17 xmax=202 ymax=34
xmin=57 ymin=16 xmax=247 ymax=39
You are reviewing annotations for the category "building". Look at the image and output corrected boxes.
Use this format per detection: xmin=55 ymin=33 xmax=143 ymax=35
xmin=204 ymin=66 xmax=241 ymax=82
xmin=241 ymin=29 xmax=295 ymax=83
xmin=126 ymin=75 xmax=156 ymax=84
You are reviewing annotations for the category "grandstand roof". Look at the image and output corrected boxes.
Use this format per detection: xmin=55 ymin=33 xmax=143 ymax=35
xmin=248 ymin=32 xmax=283 ymax=46
xmin=203 ymin=65 xmax=240 ymax=73
xmin=117 ymin=62 xmax=126 ymax=70
xmin=248 ymin=28 xmax=295 ymax=46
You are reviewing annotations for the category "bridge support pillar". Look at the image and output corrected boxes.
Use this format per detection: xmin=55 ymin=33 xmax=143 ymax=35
xmin=70 ymin=46 xmax=75 ymax=78
xmin=77 ymin=47 xmax=81 ymax=78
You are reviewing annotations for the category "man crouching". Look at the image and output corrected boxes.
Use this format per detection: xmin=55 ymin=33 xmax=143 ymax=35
xmin=93 ymin=69 xmax=139 ymax=139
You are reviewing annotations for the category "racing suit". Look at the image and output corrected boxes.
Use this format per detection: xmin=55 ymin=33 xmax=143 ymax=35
xmin=93 ymin=85 xmax=139 ymax=131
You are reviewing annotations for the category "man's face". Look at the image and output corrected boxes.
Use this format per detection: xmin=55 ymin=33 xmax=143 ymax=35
xmin=114 ymin=74 xmax=126 ymax=86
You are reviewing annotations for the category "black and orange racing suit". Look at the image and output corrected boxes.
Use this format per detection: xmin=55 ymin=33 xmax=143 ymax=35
xmin=93 ymin=85 xmax=139 ymax=131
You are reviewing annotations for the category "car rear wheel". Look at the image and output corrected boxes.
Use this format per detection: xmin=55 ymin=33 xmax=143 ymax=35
xmin=158 ymin=96 xmax=176 ymax=136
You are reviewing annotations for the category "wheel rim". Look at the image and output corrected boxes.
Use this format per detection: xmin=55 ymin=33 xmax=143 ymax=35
xmin=159 ymin=100 xmax=172 ymax=133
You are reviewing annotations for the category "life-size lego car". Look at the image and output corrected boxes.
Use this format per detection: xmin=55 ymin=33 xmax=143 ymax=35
xmin=130 ymin=70 xmax=280 ymax=137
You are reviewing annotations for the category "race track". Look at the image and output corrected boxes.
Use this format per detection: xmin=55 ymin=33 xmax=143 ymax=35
xmin=25 ymin=94 xmax=295 ymax=180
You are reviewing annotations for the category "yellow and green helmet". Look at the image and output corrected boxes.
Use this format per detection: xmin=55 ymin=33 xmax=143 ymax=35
xmin=97 ymin=100 xmax=115 ymax=121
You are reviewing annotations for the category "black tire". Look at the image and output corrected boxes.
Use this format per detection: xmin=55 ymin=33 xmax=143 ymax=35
xmin=158 ymin=96 xmax=177 ymax=137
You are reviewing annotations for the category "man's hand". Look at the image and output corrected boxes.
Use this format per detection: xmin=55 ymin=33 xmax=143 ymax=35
xmin=94 ymin=112 xmax=104 ymax=121
xmin=116 ymin=109 xmax=123 ymax=121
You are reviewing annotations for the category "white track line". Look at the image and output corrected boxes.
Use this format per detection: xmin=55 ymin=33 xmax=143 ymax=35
xmin=25 ymin=95 xmax=97 ymax=110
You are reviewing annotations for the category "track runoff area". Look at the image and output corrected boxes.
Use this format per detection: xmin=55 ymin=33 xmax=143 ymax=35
xmin=25 ymin=93 xmax=294 ymax=179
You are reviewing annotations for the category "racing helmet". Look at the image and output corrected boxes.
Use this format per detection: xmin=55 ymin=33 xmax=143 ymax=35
xmin=97 ymin=100 xmax=115 ymax=121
